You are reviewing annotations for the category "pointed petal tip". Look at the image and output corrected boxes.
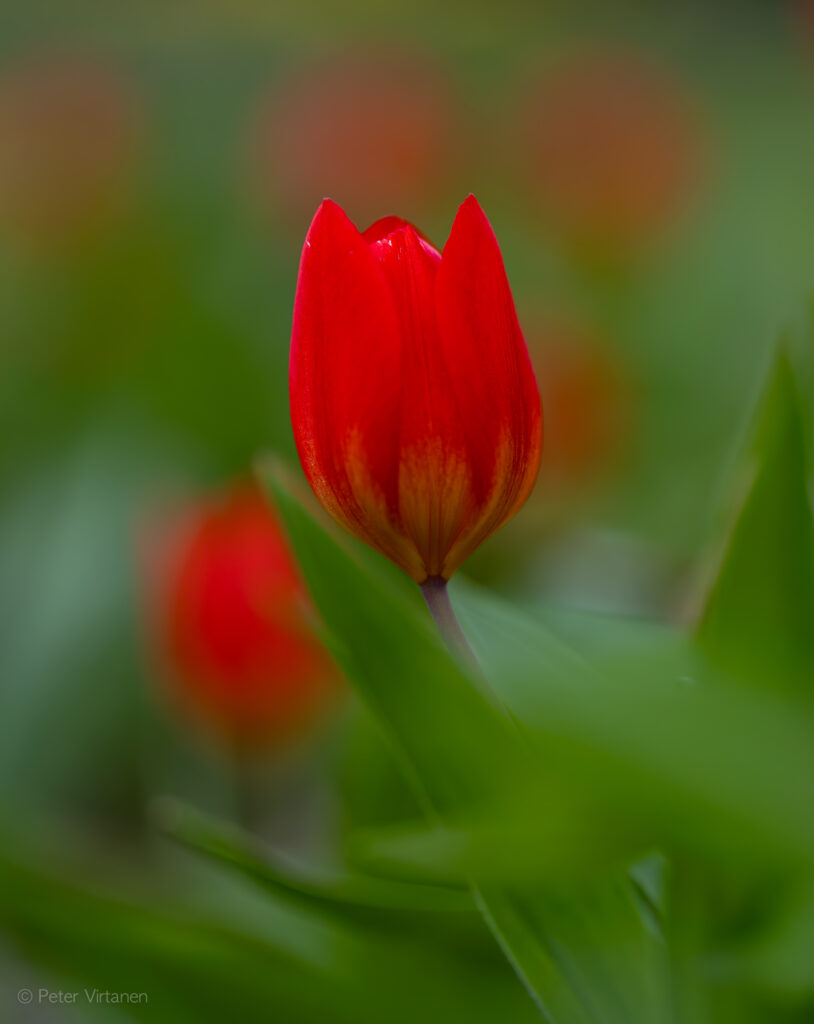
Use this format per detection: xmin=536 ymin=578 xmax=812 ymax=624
xmin=318 ymin=196 xmax=344 ymax=212
xmin=459 ymin=193 xmax=485 ymax=217
xmin=304 ymin=198 xmax=360 ymax=245
xmin=311 ymin=197 xmax=345 ymax=222
xmin=445 ymin=193 xmax=498 ymax=254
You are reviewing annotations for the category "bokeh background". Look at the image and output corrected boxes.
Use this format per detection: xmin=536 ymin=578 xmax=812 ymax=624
xmin=2 ymin=1 xmax=814 ymax=1020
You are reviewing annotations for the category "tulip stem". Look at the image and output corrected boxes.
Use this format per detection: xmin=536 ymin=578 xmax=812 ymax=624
xmin=420 ymin=577 xmax=478 ymax=667
xmin=232 ymin=744 xmax=263 ymax=834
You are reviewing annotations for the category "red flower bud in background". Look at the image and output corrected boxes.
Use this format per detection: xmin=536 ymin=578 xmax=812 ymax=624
xmin=289 ymin=196 xmax=542 ymax=583
xmin=519 ymin=51 xmax=699 ymax=255
xmin=245 ymin=50 xmax=457 ymax=227
xmin=0 ymin=51 xmax=143 ymax=250
xmin=529 ymin=319 xmax=631 ymax=484
xmin=144 ymin=484 xmax=341 ymax=747
xmin=797 ymin=0 xmax=814 ymax=59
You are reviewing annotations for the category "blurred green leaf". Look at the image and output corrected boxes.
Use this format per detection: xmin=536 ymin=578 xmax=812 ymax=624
xmin=454 ymin=579 xmax=814 ymax=870
xmin=744 ymin=873 xmax=814 ymax=999
xmin=0 ymin=842 xmax=538 ymax=1024
xmin=263 ymin=464 xmax=671 ymax=1023
xmin=338 ymin=699 xmax=427 ymax=837
xmin=262 ymin=462 xmax=522 ymax=818
xmin=477 ymin=877 xmax=671 ymax=1024
xmin=699 ymin=351 xmax=814 ymax=690
xmin=0 ymin=848 xmax=356 ymax=1024
xmin=157 ymin=796 xmax=471 ymax=913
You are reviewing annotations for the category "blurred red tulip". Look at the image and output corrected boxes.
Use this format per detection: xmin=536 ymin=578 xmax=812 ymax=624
xmin=145 ymin=484 xmax=341 ymax=748
xmin=529 ymin=320 xmax=630 ymax=485
xmin=528 ymin=321 xmax=630 ymax=485
xmin=0 ymin=52 xmax=143 ymax=250
xmin=290 ymin=196 xmax=542 ymax=583
xmin=520 ymin=51 xmax=699 ymax=255
xmin=796 ymin=0 xmax=814 ymax=53
xmin=246 ymin=50 xmax=456 ymax=225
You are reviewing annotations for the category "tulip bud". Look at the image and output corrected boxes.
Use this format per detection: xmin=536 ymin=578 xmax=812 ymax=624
xmin=144 ymin=484 xmax=340 ymax=747
xmin=289 ymin=196 xmax=542 ymax=583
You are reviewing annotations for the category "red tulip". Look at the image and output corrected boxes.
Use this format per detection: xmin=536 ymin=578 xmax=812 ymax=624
xmin=0 ymin=52 xmax=143 ymax=249
xmin=145 ymin=485 xmax=340 ymax=747
xmin=797 ymin=0 xmax=814 ymax=56
xmin=529 ymin=319 xmax=630 ymax=483
xmin=520 ymin=51 xmax=699 ymax=254
xmin=246 ymin=50 xmax=456 ymax=226
xmin=289 ymin=196 xmax=542 ymax=584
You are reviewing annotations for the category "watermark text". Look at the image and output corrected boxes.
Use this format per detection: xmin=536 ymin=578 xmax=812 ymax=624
xmin=18 ymin=988 xmax=149 ymax=1006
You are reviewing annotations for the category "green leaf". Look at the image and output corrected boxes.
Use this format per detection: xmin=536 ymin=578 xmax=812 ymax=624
xmin=453 ymin=575 xmax=814 ymax=871
xmin=477 ymin=878 xmax=672 ymax=1024
xmin=262 ymin=464 xmax=671 ymax=1023
xmin=262 ymin=462 xmax=523 ymax=818
xmin=0 ymin=848 xmax=361 ymax=1024
xmin=157 ymin=796 xmax=471 ymax=914
xmin=337 ymin=698 xmax=427 ymax=837
xmin=699 ymin=351 xmax=814 ymax=690
xmin=0 ymin=841 xmax=539 ymax=1024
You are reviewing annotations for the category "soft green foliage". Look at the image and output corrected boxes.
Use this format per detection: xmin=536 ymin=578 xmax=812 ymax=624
xmin=265 ymin=464 xmax=671 ymax=1024
xmin=699 ymin=352 xmax=814 ymax=690
xmin=3 ymin=6 xmax=814 ymax=1017
xmin=259 ymin=378 xmax=814 ymax=1022
xmin=0 ymin=842 xmax=534 ymax=1024
xmin=1 ymin=353 xmax=813 ymax=1022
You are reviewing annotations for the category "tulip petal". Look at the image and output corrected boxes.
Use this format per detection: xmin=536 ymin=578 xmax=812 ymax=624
xmin=362 ymin=215 xmax=413 ymax=242
xmin=363 ymin=215 xmax=435 ymax=246
xmin=290 ymin=200 xmax=426 ymax=579
xmin=362 ymin=222 xmax=477 ymax=579
xmin=434 ymin=195 xmax=542 ymax=576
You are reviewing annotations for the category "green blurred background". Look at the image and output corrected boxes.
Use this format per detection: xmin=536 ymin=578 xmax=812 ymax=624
xmin=2 ymin=1 xmax=814 ymax=1021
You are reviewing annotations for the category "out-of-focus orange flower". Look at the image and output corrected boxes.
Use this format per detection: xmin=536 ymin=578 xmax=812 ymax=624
xmin=245 ymin=50 xmax=457 ymax=226
xmin=519 ymin=51 xmax=699 ymax=256
xmin=144 ymin=484 xmax=341 ymax=748
xmin=0 ymin=52 xmax=143 ymax=250
xmin=796 ymin=0 xmax=814 ymax=54
xmin=527 ymin=318 xmax=630 ymax=485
